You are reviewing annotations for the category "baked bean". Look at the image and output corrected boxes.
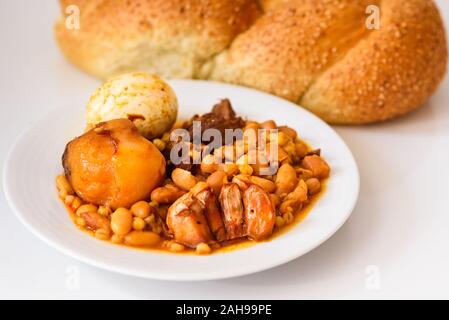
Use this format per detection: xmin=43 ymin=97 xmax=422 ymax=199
xmin=212 ymin=146 xmax=225 ymax=161
xmin=201 ymin=154 xmax=218 ymax=174
xmin=191 ymin=181 xmax=209 ymax=196
xmin=59 ymin=189 xmax=68 ymax=199
xmin=132 ymin=217 xmax=146 ymax=231
xmin=277 ymin=132 xmax=291 ymax=147
xmin=152 ymin=138 xmax=166 ymax=151
xmin=111 ymin=234 xmax=123 ymax=244
xmin=75 ymin=217 xmax=86 ymax=227
xmin=130 ymin=201 xmax=151 ymax=218
xmin=172 ymin=120 xmax=184 ymax=130
xmin=244 ymin=122 xmax=259 ymax=133
xmin=250 ymin=176 xmax=276 ymax=193
xmin=306 ymin=178 xmax=321 ymax=195
xmin=196 ymin=242 xmax=212 ymax=255
xmin=295 ymin=141 xmax=309 ymax=159
xmin=283 ymin=212 xmax=294 ymax=225
xmin=235 ymin=174 xmax=276 ymax=193
xmin=161 ymin=132 xmax=171 ymax=142
xmin=172 ymin=168 xmax=197 ymax=191
xmin=95 ymin=228 xmax=110 ymax=241
xmin=275 ymin=163 xmax=298 ymax=194
xmin=111 ymin=208 xmax=133 ymax=236
xmin=71 ymin=197 xmax=82 ymax=210
xmin=260 ymin=120 xmax=277 ymax=130
xmin=76 ymin=204 xmax=98 ymax=216
xmin=236 ymin=155 xmax=254 ymax=175
xmin=283 ymin=141 xmax=298 ymax=161
xmin=232 ymin=175 xmax=249 ymax=190
xmin=238 ymin=164 xmax=253 ymax=175
xmin=279 ymin=126 xmax=297 ymax=140
xmin=296 ymin=168 xmax=314 ymax=181
xmin=301 ymin=155 xmax=330 ymax=179
xmin=64 ymin=195 xmax=75 ymax=206
xmin=217 ymin=162 xmax=238 ymax=177
xmin=80 ymin=212 xmax=110 ymax=231
xmin=98 ymin=205 xmax=111 ymax=217
xmin=206 ymin=171 xmax=227 ymax=195
xmin=124 ymin=231 xmax=160 ymax=247
xmin=278 ymin=147 xmax=290 ymax=163
xmin=168 ymin=242 xmax=185 ymax=253
xmin=280 ymin=180 xmax=308 ymax=214
xmin=151 ymin=184 xmax=185 ymax=204
xmin=56 ymin=175 xmax=73 ymax=195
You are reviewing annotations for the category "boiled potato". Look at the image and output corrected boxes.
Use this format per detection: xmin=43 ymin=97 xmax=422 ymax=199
xmin=63 ymin=119 xmax=166 ymax=209
xmin=86 ymin=72 xmax=178 ymax=139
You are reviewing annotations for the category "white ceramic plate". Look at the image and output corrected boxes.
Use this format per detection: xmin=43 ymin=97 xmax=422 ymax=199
xmin=3 ymin=80 xmax=359 ymax=281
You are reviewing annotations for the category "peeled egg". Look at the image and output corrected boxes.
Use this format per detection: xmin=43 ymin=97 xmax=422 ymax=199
xmin=86 ymin=72 xmax=178 ymax=139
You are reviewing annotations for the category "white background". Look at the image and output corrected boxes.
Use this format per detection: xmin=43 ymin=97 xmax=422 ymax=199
xmin=0 ymin=0 xmax=448 ymax=299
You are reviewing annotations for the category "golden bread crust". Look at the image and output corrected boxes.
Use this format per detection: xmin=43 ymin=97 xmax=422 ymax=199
xmin=55 ymin=0 xmax=260 ymax=79
xmin=55 ymin=0 xmax=448 ymax=124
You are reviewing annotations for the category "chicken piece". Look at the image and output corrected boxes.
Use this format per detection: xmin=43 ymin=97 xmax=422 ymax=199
xmin=301 ymin=155 xmax=330 ymax=179
xmin=243 ymin=184 xmax=276 ymax=241
xmin=219 ymin=183 xmax=246 ymax=239
xmin=62 ymin=119 xmax=166 ymax=209
xmin=195 ymin=188 xmax=227 ymax=242
xmin=166 ymin=193 xmax=213 ymax=248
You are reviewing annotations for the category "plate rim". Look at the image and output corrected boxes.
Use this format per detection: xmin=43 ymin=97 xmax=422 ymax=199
xmin=3 ymin=79 xmax=360 ymax=281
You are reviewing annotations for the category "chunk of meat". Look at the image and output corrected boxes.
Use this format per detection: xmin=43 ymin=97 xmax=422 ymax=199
xmin=195 ymin=188 xmax=227 ymax=242
xmin=301 ymin=155 xmax=330 ymax=179
xmin=211 ymin=98 xmax=236 ymax=120
xmin=184 ymin=99 xmax=245 ymax=144
xmin=219 ymin=183 xmax=246 ymax=239
xmin=243 ymin=185 xmax=276 ymax=241
xmin=166 ymin=99 xmax=245 ymax=172
xmin=166 ymin=193 xmax=213 ymax=248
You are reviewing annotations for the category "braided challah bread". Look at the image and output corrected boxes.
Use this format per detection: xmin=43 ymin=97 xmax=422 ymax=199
xmin=55 ymin=0 xmax=447 ymax=124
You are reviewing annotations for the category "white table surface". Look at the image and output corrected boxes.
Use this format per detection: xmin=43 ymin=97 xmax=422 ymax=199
xmin=1 ymin=0 xmax=448 ymax=300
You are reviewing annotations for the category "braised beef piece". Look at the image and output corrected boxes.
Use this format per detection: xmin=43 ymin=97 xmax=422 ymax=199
xmin=165 ymin=99 xmax=245 ymax=173
xmin=211 ymin=98 xmax=237 ymax=119
xmin=184 ymin=99 xmax=245 ymax=143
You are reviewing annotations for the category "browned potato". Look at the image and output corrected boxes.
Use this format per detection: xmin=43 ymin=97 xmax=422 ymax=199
xmin=63 ymin=119 xmax=166 ymax=209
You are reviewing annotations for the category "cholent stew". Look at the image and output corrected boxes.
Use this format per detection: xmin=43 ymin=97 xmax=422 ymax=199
xmin=56 ymin=72 xmax=330 ymax=255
